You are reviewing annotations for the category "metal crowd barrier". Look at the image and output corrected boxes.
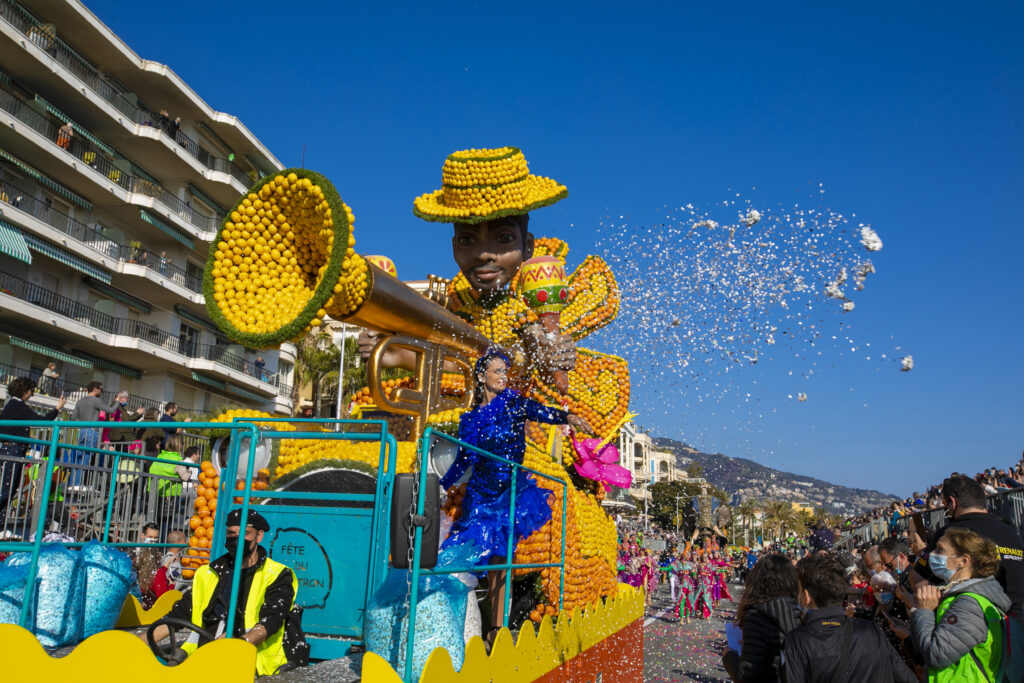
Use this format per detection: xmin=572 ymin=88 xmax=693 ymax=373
xmin=836 ymin=488 xmax=1024 ymax=550
xmin=0 ymin=419 xmax=255 ymax=630
xmin=404 ymin=427 xmax=568 ymax=682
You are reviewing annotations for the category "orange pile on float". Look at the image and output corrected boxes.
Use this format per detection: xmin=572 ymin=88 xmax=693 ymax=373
xmin=350 ymin=373 xmax=465 ymax=408
xmin=441 ymin=482 xmax=467 ymax=521
xmin=517 ymin=477 xmax=618 ymax=623
xmin=182 ymin=463 xmax=271 ymax=576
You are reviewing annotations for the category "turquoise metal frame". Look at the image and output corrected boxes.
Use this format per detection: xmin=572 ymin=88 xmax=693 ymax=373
xmin=213 ymin=417 xmax=397 ymax=655
xmin=403 ymin=427 xmax=567 ymax=682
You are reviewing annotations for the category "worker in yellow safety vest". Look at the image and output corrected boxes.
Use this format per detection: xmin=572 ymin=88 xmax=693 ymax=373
xmin=142 ymin=509 xmax=299 ymax=676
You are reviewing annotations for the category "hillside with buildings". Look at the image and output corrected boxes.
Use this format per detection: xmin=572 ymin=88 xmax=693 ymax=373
xmin=651 ymin=437 xmax=898 ymax=515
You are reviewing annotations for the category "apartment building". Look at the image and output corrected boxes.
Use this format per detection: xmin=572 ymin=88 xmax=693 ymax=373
xmin=0 ymin=0 xmax=295 ymax=414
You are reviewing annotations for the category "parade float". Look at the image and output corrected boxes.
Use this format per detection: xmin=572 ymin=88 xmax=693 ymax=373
xmin=0 ymin=149 xmax=643 ymax=682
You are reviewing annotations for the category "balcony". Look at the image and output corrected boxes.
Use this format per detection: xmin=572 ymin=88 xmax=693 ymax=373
xmin=0 ymin=179 xmax=202 ymax=295
xmin=0 ymin=0 xmax=251 ymax=190
xmin=0 ymin=271 xmax=275 ymax=391
xmin=0 ymin=87 xmax=221 ymax=236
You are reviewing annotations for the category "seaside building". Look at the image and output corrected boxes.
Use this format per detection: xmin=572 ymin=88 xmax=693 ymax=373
xmin=0 ymin=0 xmax=295 ymax=415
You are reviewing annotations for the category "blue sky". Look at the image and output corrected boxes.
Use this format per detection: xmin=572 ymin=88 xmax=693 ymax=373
xmin=87 ymin=1 xmax=1022 ymax=497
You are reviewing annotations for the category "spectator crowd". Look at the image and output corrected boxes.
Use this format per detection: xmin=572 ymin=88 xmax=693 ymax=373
xmin=717 ymin=472 xmax=1024 ymax=682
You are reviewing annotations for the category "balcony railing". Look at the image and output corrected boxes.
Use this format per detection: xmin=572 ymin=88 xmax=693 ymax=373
xmin=0 ymin=87 xmax=221 ymax=233
xmin=0 ymin=0 xmax=251 ymax=187
xmin=0 ymin=271 xmax=275 ymax=388
xmin=0 ymin=179 xmax=202 ymax=293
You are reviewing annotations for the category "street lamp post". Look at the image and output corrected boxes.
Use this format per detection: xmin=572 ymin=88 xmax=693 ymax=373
xmin=334 ymin=322 xmax=348 ymax=425
xmin=675 ymin=495 xmax=684 ymax=536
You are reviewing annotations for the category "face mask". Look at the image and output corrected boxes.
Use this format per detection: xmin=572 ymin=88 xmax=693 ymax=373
xmin=929 ymin=553 xmax=958 ymax=582
xmin=143 ymin=537 xmax=157 ymax=544
xmin=224 ymin=536 xmax=257 ymax=560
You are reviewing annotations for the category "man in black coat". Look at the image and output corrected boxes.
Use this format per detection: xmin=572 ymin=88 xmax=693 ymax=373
xmin=783 ymin=554 xmax=916 ymax=683
xmin=909 ymin=474 xmax=1024 ymax=618
xmin=0 ymin=377 xmax=65 ymax=527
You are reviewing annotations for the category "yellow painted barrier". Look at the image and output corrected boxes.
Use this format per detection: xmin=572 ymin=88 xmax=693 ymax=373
xmin=0 ymin=623 xmax=256 ymax=683
xmin=116 ymin=590 xmax=183 ymax=627
xmin=362 ymin=584 xmax=644 ymax=682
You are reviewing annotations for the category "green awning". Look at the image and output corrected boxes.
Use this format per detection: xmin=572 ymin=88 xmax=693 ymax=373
xmin=8 ymin=335 xmax=93 ymax=368
xmin=0 ymin=220 xmax=32 ymax=264
xmin=186 ymin=182 xmax=226 ymax=214
xmin=139 ymin=209 xmax=195 ymax=248
xmin=36 ymin=96 xmax=116 ymax=156
xmin=191 ymin=371 xmax=227 ymax=390
xmin=71 ymin=350 xmax=141 ymax=379
xmin=129 ymin=162 xmax=158 ymax=184
xmin=228 ymin=384 xmax=271 ymax=402
xmin=24 ymin=234 xmax=111 ymax=283
xmin=0 ymin=148 xmax=93 ymax=211
xmin=83 ymin=276 xmax=152 ymax=313
xmin=175 ymin=305 xmax=220 ymax=334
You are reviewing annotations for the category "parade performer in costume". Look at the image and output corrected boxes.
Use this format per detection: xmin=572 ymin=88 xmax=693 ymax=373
xmin=674 ymin=551 xmax=698 ymax=623
xmin=440 ymin=348 xmax=594 ymax=645
xmin=359 ymin=147 xmax=630 ymax=618
xmin=713 ymin=552 xmax=734 ymax=602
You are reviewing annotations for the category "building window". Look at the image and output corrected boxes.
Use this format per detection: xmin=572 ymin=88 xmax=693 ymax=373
xmin=179 ymin=323 xmax=198 ymax=356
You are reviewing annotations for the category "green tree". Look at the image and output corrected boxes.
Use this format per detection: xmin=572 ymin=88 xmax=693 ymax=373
xmin=686 ymin=461 xmax=704 ymax=479
xmin=296 ymin=328 xmax=340 ymax=416
xmin=762 ymin=498 xmax=802 ymax=541
xmin=648 ymin=480 xmax=729 ymax=533
xmin=319 ymin=336 xmax=368 ymax=414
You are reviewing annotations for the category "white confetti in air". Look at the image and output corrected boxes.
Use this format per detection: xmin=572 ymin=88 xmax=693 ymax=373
xmin=900 ymin=355 xmax=914 ymax=372
xmin=798 ymin=392 xmax=808 ymax=402
xmin=589 ymin=187 xmax=910 ymax=446
xmin=860 ymin=225 xmax=883 ymax=251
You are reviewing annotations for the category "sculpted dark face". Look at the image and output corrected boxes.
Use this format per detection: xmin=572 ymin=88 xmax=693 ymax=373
xmin=452 ymin=217 xmax=534 ymax=291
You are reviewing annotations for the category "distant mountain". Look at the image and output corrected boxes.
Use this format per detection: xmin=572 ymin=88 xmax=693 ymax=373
xmin=653 ymin=437 xmax=899 ymax=515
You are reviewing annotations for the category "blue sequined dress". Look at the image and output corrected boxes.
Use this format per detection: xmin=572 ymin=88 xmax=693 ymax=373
xmin=440 ymin=389 xmax=567 ymax=565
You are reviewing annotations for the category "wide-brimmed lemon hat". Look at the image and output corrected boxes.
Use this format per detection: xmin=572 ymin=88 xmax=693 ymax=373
xmin=413 ymin=147 xmax=567 ymax=224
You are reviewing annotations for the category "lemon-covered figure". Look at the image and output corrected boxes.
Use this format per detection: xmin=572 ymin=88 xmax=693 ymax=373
xmin=360 ymin=147 xmax=630 ymax=619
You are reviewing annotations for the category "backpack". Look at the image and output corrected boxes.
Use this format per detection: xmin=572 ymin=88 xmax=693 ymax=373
xmin=998 ymin=612 xmax=1024 ymax=683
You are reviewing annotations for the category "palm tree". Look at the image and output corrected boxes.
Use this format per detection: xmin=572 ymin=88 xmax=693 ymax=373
xmin=763 ymin=498 xmax=800 ymax=542
xmin=295 ymin=328 xmax=340 ymax=416
xmin=734 ymin=498 xmax=761 ymax=545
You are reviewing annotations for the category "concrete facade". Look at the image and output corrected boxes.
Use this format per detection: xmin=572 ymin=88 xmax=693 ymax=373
xmin=0 ymin=0 xmax=295 ymax=414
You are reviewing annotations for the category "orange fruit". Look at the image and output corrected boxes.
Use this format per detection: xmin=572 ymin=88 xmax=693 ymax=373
xmin=194 ymin=527 xmax=206 ymax=539
xmin=202 ymin=517 xmax=214 ymax=528
xmin=189 ymin=517 xmax=200 ymax=530
xmin=195 ymin=496 xmax=208 ymax=509
xmin=208 ymin=500 xmax=217 ymax=512
xmin=182 ymin=569 xmax=195 ymax=579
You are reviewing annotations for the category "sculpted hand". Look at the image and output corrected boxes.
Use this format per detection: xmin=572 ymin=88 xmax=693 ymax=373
xmin=566 ymin=413 xmax=595 ymax=437
xmin=356 ymin=330 xmax=379 ymax=361
xmin=522 ymin=324 xmax=577 ymax=374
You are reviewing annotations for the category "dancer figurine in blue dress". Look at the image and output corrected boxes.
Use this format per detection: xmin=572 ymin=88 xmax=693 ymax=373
xmin=440 ymin=348 xmax=594 ymax=645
